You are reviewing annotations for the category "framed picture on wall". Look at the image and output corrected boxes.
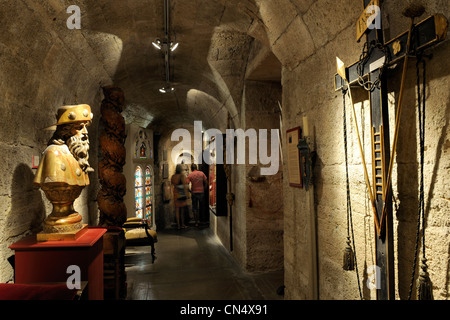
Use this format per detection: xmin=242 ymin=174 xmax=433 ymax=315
xmin=286 ymin=127 xmax=303 ymax=188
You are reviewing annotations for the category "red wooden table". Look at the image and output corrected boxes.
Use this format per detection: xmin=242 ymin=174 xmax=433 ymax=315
xmin=9 ymin=228 xmax=107 ymax=300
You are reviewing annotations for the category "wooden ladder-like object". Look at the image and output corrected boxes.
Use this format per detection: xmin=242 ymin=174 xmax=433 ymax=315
xmin=372 ymin=126 xmax=385 ymax=204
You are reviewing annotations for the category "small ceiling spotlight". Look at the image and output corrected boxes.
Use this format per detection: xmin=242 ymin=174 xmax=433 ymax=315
xmin=170 ymin=42 xmax=179 ymax=52
xmin=159 ymin=86 xmax=175 ymax=94
xmin=152 ymin=39 xmax=162 ymax=50
xmin=153 ymin=39 xmax=179 ymax=52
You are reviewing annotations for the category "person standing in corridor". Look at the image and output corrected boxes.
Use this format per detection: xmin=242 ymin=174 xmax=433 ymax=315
xmin=187 ymin=164 xmax=208 ymax=227
xmin=171 ymin=164 xmax=190 ymax=230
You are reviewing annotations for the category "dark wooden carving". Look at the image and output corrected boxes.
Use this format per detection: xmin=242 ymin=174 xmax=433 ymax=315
xmin=97 ymin=86 xmax=127 ymax=227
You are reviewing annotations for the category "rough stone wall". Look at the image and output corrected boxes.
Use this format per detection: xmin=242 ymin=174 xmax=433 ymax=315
xmin=272 ymin=0 xmax=450 ymax=300
xmin=0 ymin=1 xmax=114 ymax=282
xmin=205 ymin=78 xmax=284 ymax=273
xmin=241 ymin=80 xmax=283 ymax=272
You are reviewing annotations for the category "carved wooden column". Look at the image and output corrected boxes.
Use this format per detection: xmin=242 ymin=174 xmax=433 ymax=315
xmin=96 ymin=86 xmax=128 ymax=299
xmin=97 ymin=86 xmax=127 ymax=227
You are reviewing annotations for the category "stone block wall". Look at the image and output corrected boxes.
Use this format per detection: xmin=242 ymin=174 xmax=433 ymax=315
xmin=0 ymin=1 xmax=115 ymax=283
xmin=271 ymin=0 xmax=450 ymax=300
xmin=241 ymin=80 xmax=283 ymax=272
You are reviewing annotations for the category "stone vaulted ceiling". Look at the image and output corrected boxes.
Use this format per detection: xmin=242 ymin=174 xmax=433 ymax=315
xmin=76 ymin=0 xmax=267 ymax=136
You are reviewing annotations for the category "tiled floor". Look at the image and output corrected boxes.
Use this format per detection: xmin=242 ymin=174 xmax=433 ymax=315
xmin=125 ymin=226 xmax=284 ymax=300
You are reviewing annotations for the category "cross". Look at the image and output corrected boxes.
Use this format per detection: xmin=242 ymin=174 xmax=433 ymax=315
xmin=335 ymin=0 xmax=447 ymax=300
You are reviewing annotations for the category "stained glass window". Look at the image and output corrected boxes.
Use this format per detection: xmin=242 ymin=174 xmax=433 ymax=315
xmin=145 ymin=187 xmax=151 ymax=206
xmin=135 ymin=166 xmax=143 ymax=187
xmin=145 ymin=168 xmax=151 ymax=185
xmin=146 ymin=206 xmax=152 ymax=220
xmin=135 ymin=165 xmax=153 ymax=222
xmin=145 ymin=166 xmax=152 ymax=223
xmin=135 ymin=166 xmax=144 ymax=218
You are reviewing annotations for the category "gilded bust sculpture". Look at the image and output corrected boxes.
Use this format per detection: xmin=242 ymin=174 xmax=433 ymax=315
xmin=34 ymin=104 xmax=94 ymax=236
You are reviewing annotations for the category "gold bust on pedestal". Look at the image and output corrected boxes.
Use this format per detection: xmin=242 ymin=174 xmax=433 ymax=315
xmin=34 ymin=105 xmax=94 ymax=241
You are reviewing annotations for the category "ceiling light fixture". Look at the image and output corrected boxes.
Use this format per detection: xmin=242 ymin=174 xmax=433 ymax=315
xmin=159 ymin=86 xmax=175 ymax=94
xmin=151 ymin=39 xmax=178 ymax=52
xmin=170 ymin=42 xmax=179 ymax=52
xmin=152 ymin=39 xmax=162 ymax=50
xmin=153 ymin=0 xmax=179 ymax=94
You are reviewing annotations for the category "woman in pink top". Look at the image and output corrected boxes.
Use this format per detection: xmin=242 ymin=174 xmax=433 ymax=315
xmin=187 ymin=164 xmax=207 ymax=227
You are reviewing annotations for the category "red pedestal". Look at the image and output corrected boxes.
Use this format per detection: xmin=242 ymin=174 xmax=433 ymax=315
xmin=9 ymin=228 xmax=107 ymax=300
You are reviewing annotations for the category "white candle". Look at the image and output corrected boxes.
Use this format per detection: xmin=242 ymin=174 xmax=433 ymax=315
xmin=303 ymin=116 xmax=309 ymax=137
